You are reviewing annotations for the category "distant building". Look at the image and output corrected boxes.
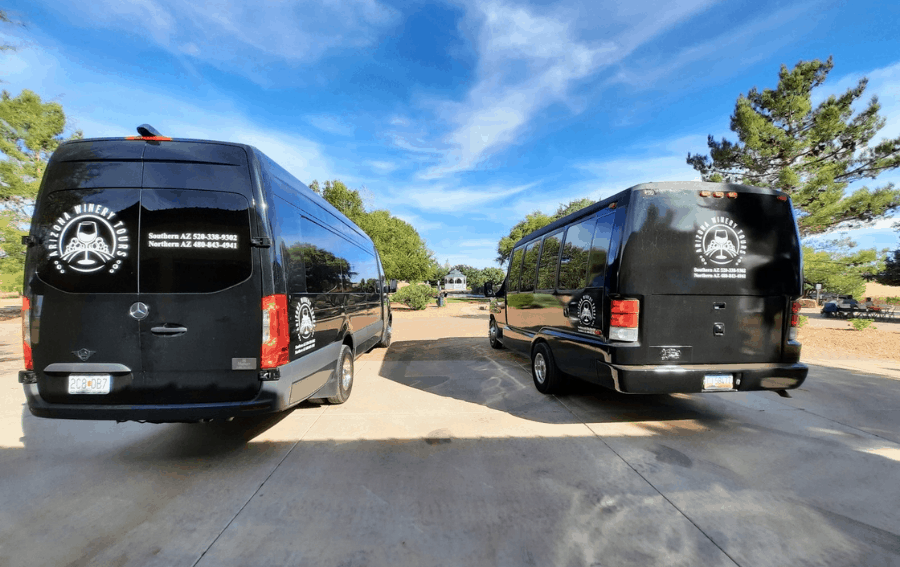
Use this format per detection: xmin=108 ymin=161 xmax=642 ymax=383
xmin=444 ymin=268 xmax=467 ymax=292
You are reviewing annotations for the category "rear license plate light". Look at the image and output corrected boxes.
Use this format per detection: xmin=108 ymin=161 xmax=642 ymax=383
xmin=703 ymin=374 xmax=733 ymax=392
xmin=68 ymin=374 xmax=112 ymax=395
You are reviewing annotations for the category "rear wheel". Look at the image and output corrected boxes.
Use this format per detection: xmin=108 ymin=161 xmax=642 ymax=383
xmin=327 ymin=345 xmax=354 ymax=404
xmin=489 ymin=318 xmax=503 ymax=349
xmin=532 ymin=342 xmax=564 ymax=394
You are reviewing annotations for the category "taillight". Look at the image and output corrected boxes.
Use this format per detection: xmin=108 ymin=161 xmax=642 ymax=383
xmin=261 ymin=294 xmax=289 ymax=368
xmin=610 ymin=299 xmax=639 ymax=342
xmin=22 ymin=296 xmax=32 ymax=370
xmin=788 ymin=300 xmax=801 ymax=340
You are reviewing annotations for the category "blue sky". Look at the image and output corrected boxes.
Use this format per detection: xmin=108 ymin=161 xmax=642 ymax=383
xmin=3 ymin=0 xmax=900 ymax=269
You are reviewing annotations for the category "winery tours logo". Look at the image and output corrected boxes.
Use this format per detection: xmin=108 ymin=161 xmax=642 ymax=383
xmin=47 ymin=204 xmax=130 ymax=274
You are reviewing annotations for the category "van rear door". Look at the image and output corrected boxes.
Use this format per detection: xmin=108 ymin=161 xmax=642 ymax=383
xmin=138 ymin=144 xmax=262 ymax=403
xmin=617 ymin=188 xmax=801 ymax=364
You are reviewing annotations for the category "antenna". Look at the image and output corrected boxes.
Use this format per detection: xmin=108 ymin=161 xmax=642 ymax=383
xmin=136 ymin=124 xmax=162 ymax=137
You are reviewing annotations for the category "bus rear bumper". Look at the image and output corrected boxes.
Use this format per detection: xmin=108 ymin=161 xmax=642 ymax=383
xmin=606 ymin=362 xmax=808 ymax=394
xmin=22 ymin=381 xmax=288 ymax=423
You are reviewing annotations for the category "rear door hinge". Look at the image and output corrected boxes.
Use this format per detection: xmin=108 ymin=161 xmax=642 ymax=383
xmin=250 ymin=237 xmax=272 ymax=248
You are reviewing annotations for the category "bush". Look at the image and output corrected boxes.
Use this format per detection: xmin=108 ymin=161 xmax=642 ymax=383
xmin=797 ymin=315 xmax=808 ymax=328
xmin=390 ymin=284 xmax=432 ymax=310
xmin=849 ymin=318 xmax=874 ymax=331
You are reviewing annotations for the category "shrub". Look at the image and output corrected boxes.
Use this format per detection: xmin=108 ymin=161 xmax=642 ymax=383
xmin=797 ymin=315 xmax=808 ymax=328
xmin=391 ymin=284 xmax=432 ymax=310
xmin=849 ymin=318 xmax=874 ymax=331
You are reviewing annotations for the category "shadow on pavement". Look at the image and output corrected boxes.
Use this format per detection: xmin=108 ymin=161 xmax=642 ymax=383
xmin=379 ymin=338 xmax=726 ymax=425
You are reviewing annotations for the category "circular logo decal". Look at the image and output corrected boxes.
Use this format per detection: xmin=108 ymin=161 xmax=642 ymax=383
xmin=695 ymin=217 xmax=746 ymax=266
xmin=577 ymin=296 xmax=596 ymax=326
xmin=46 ymin=204 xmax=130 ymax=274
xmin=295 ymin=297 xmax=316 ymax=341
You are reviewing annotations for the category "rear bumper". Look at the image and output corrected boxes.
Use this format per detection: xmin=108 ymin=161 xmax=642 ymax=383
xmin=21 ymin=380 xmax=289 ymax=423
xmin=606 ymin=362 xmax=808 ymax=394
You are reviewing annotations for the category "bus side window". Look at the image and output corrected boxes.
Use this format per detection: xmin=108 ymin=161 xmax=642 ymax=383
xmin=587 ymin=213 xmax=614 ymax=288
xmin=508 ymin=247 xmax=525 ymax=292
xmin=520 ymin=241 xmax=540 ymax=293
xmin=559 ymin=218 xmax=595 ymax=290
xmin=536 ymin=231 xmax=563 ymax=290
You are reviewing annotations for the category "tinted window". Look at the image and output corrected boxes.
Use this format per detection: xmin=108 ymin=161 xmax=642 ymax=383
xmin=345 ymin=245 xmax=377 ymax=293
xmin=140 ymin=190 xmax=252 ymax=293
xmin=587 ymin=213 xmax=614 ymax=288
xmin=520 ymin=241 xmax=540 ymax=292
xmin=559 ymin=219 xmax=595 ymax=290
xmin=296 ymin=218 xmax=349 ymax=294
xmin=508 ymin=247 xmax=525 ymax=292
xmin=33 ymin=189 xmax=139 ymax=293
xmin=536 ymin=231 xmax=562 ymax=290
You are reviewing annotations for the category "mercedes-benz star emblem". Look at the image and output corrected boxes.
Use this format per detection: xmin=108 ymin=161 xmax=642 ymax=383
xmin=129 ymin=302 xmax=149 ymax=320
xmin=72 ymin=348 xmax=95 ymax=361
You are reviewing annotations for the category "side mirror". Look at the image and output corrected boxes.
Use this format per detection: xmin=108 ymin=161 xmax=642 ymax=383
xmin=484 ymin=282 xmax=494 ymax=297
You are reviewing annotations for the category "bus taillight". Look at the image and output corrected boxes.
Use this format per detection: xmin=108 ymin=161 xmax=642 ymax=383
xmin=789 ymin=300 xmax=801 ymax=340
xmin=22 ymin=296 xmax=32 ymax=370
xmin=610 ymin=299 xmax=639 ymax=342
xmin=261 ymin=294 xmax=290 ymax=368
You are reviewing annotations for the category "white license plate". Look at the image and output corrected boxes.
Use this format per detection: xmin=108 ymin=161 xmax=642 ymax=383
xmin=68 ymin=374 xmax=112 ymax=395
xmin=703 ymin=374 xmax=733 ymax=391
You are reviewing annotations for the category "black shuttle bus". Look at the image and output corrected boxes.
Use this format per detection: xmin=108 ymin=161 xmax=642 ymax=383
xmin=19 ymin=127 xmax=392 ymax=422
xmin=488 ymin=181 xmax=808 ymax=395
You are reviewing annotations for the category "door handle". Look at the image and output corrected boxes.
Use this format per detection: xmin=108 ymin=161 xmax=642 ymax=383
xmin=151 ymin=326 xmax=188 ymax=335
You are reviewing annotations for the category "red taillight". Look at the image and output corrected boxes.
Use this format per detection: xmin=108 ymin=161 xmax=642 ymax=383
xmin=124 ymin=135 xmax=173 ymax=141
xmin=789 ymin=301 xmax=801 ymax=327
xmin=791 ymin=301 xmax=801 ymax=314
xmin=609 ymin=299 xmax=639 ymax=342
xmin=22 ymin=296 xmax=32 ymax=370
xmin=790 ymin=314 xmax=799 ymax=326
xmin=261 ymin=294 xmax=289 ymax=368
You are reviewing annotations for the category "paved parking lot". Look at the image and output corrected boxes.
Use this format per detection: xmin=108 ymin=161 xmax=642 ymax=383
xmin=1 ymin=315 xmax=899 ymax=566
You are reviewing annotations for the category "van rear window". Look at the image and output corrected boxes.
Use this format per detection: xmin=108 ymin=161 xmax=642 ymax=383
xmin=139 ymin=190 xmax=252 ymax=293
xmin=620 ymin=191 xmax=801 ymax=295
xmin=33 ymin=189 xmax=140 ymax=294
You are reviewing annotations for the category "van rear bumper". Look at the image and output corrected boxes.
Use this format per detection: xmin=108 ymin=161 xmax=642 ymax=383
xmin=606 ymin=362 xmax=808 ymax=394
xmin=22 ymin=381 xmax=288 ymax=423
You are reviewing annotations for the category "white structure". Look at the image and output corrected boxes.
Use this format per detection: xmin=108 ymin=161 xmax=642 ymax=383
xmin=444 ymin=268 xmax=467 ymax=291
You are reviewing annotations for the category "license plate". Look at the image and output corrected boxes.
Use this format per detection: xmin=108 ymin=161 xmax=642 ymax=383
xmin=703 ymin=374 xmax=733 ymax=391
xmin=68 ymin=374 xmax=112 ymax=395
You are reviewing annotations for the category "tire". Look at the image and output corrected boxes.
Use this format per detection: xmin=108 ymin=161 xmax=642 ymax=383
xmin=327 ymin=345 xmax=354 ymax=404
xmin=531 ymin=342 xmax=564 ymax=394
xmin=377 ymin=319 xmax=392 ymax=348
xmin=489 ymin=318 xmax=503 ymax=349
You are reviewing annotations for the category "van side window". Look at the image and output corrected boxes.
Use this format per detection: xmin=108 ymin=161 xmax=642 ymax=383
xmin=520 ymin=241 xmax=540 ymax=292
xmin=345 ymin=246 xmax=378 ymax=293
xmin=559 ymin=218 xmax=595 ymax=290
xmin=587 ymin=213 xmax=614 ymax=287
xmin=508 ymin=247 xmax=525 ymax=292
xmin=536 ymin=231 xmax=562 ymax=290
xmin=298 ymin=218 xmax=348 ymax=294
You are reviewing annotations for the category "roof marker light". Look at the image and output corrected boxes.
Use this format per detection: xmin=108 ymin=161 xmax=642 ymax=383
xmin=777 ymin=195 xmax=788 ymax=201
xmin=699 ymin=190 xmax=711 ymax=197
xmin=712 ymin=191 xmax=724 ymax=198
xmin=726 ymin=192 xmax=738 ymax=198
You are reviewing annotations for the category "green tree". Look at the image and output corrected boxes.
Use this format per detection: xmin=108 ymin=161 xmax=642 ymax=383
xmin=875 ymin=247 xmax=900 ymax=286
xmin=497 ymin=197 xmax=594 ymax=264
xmin=687 ymin=57 xmax=900 ymax=235
xmin=803 ymin=244 xmax=882 ymax=297
xmin=0 ymin=90 xmax=81 ymax=288
xmin=310 ymin=179 xmax=437 ymax=282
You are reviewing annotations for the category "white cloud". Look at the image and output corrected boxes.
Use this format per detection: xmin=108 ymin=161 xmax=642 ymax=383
xmin=36 ymin=0 xmax=399 ymax=81
xmin=457 ymin=239 xmax=498 ymax=248
xmin=383 ymin=180 xmax=539 ymax=213
xmin=306 ymin=115 xmax=356 ymax=137
xmin=365 ymin=160 xmax=399 ymax=174
xmin=413 ymin=0 xmax=716 ymax=179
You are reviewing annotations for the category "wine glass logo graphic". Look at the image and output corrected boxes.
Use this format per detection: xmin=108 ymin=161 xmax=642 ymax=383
xmin=713 ymin=230 xmax=730 ymax=260
xmin=61 ymin=220 xmax=113 ymax=267
xmin=702 ymin=224 xmax=740 ymax=264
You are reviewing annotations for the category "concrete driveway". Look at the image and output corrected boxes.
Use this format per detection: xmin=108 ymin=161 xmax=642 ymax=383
xmin=0 ymin=315 xmax=898 ymax=566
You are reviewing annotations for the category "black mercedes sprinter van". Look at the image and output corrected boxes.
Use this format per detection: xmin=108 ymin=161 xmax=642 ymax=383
xmin=488 ymin=181 xmax=808 ymax=395
xmin=19 ymin=128 xmax=392 ymax=422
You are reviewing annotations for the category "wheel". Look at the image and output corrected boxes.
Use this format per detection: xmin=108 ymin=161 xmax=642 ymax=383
xmin=327 ymin=344 xmax=354 ymax=404
xmin=377 ymin=319 xmax=392 ymax=348
xmin=531 ymin=342 xmax=564 ymax=394
xmin=489 ymin=318 xmax=503 ymax=349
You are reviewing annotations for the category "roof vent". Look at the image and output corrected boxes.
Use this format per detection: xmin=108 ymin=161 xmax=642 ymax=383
xmin=137 ymin=124 xmax=162 ymax=137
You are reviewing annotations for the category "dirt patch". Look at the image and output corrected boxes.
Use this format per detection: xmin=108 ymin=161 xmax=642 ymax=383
xmin=798 ymin=326 xmax=900 ymax=362
xmin=391 ymin=301 xmax=490 ymax=319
